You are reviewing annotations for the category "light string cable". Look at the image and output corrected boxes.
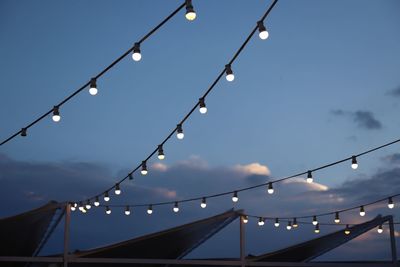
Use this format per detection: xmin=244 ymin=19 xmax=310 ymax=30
xmin=0 ymin=1 xmax=189 ymax=146
xmin=69 ymin=0 xmax=279 ymax=210
xmin=81 ymin=137 xmax=400 ymax=213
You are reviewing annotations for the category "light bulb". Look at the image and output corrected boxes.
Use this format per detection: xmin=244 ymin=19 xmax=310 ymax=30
xmin=73 ymin=203 xmax=78 ymax=208
xmin=351 ymin=156 xmax=358 ymax=170
xmin=232 ymin=191 xmax=239 ymax=203
xmin=176 ymin=124 xmax=184 ymax=139
xmin=21 ymin=128 xmax=27 ymax=137
xmin=258 ymin=217 xmax=265 ymax=226
xmin=293 ymin=218 xmax=298 ymax=228
xmin=132 ymin=43 xmax=141 ymax=61
xmin=185 ymin=0 xmax=196 ymax=21
xmin=115 ymin=183 xmax=121 ymax=195
xmin=257 ymin=21 xmax=269 ymax=40
xmin=199 ymin=98 xmax=207 ymax=114
xmin=201 ymin=197 xmax=207 ymax=208
xmin=242 ymin=216 xmax=249 ymax=224
xmin=314 ymin=224 xmax=320 ymax=234
xmin=94 ymin=197 xmax=100 ymax=207
xmin=306 ymin=171 xmax=313 ymax=183
xmin=70 ymin=205 xmax=76 ymax=211
xmin=141 ymin=161 xmax=148 ymax=175
xmin=173 ymin=202 xmax=179 ymax=213
xmin=125 ymin=206 xmax=131 ymax=216
xmin=147 ymin=205 xmax=153 ymax=215
xmin=225 ymin=64 xmax=234 ymax=82
xmin=388 ymin=197 xmax=394 ymax=209
xmin=157 ymin=145 xmax=165 ymax=160
xmin=377 ymin=225 xmax=383 ymax=234
xmin=89 ymin=78 xmax=98 ymax=95
xmin=312 ymin=215 xmax=318 ymax=226
xmin=104 ymin=191 xmax=110 ymax=202
xmin=274 ymin=218 xmax=280 ymax=227
xmin=334 ymin=212 xmax=340 ymax=224
xmin=81 ymin=208 xmax=87 ymax=213
xmin=85 ymin=201 xmax=91 ymax=210
xmin=128 ymin=173 xmax=133 ymax=180
xmin=359 ymin=206 xmax=365 ymax=217
xmin=267 ymin=182 xmax=274 ymax=194
xmin=52 ymin=106 xmax=61 ymax=122
xmin=344 ymin=225 xmax=350 ymax=235
xmin=105 ymin=206 xmax=111 ymax=215
xmin=286 ymin=221 xmax=292 ymax=230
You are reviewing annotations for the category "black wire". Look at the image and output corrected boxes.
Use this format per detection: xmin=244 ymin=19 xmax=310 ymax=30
xmin=0 ymin=2 xmax=186 ymax=147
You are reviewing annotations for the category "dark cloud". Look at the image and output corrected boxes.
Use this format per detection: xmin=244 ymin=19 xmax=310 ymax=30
xmin=331 ymin=109 xmax=382 ymax=130
xmin=387 ymin=86 xmax=400 ymax=97
xmin=383 ymin=153 xmax=400 ymax=166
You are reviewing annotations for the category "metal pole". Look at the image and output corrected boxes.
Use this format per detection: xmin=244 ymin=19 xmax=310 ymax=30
xmin=388 ymin=217 xmax=397 ymax=267
xmin=64 ymin=203 xmax=71 ymax=267
xmin=240 ymin=216 xmax=246 ymax=267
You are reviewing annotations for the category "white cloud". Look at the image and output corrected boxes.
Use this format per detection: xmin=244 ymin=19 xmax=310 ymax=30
xmin=151 ymin=162 xmax=168 ymax=172
xmin=233 ymin=163 xmax=271 ymax=176
xmin=282 ymin=177 xmax=329 ymax=191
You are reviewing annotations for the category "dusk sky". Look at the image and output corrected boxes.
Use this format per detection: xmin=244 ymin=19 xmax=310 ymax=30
xmin=1 ymin=0 xmax=400 ymax=261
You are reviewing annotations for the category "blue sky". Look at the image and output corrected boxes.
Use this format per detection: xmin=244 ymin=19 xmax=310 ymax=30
xmin=1 ymin=0 xmax=400 ymax=261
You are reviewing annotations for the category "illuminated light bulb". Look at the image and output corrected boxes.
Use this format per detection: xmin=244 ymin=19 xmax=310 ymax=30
xmin=104 ymin=191 xmax=110 ymax=202
xmin=225 ymin=64 xmax=234 ymax=82
xmin=81 ymin=207 xmax=87 ymax=213
xmin=78 ymin=202 xmax=84 ymax=212
xmin=199 ymin=98 xmax=207 ymax=114
xmin=267 ymin=182 xmax=274 ymax=194
xmin=359 ymin=206 xmax=365 ymax=217
xmin=334 ymin=212 xmax=340 ymax=224
xmin=173 ymin=202 xmax=179 ymax=213
xmin=89 ymin=78 xmax=98 ymax=96
xmin=176 ymin=124 xmax=184 ymax=139
xmin=242 ymin=215 xmax=249 ymax=224
xmin=147 ymin=205 xmax=153 ymax=215
xmin=293 ymin=218 xmax=298 ymax=228
xmin=306 ymin=171 xmax=313 ymax=183
xmin=85 ymin=200 xmax=91 ymax=210
xmin=200 ymin=197 xmax=207 ymax=208
xmin=314 ymin=224 xmax=320 ymax=234
xmin=70 ymin=205 xmax=76 ymax=211
xmin=388 ymin=197 xmax=394 ymax=209
xmin=73 ymin=203 xmax=78 ymax=208
xmin=21 ymin=128 xmax=27 ymax=137
xmin=257 ymin=21 xmax=269 ymax=40
xmin=377 ymin=225 xmax=383 ymax=234
xmin=157 ymin=145 xmax=165 ymax=160
xmin=286 ymin=221 xmax=292 ymax=230
xmin=232 ymin=191 xmax=239 ymax=203
xmin=114 ymin=183 xmax=121 ymax=195
xmin=344 ymin=225 xmax=351 ymax=235
xmin=125 ymin=206 xmax=131 ymax=216
xmin=52 ymin=106 xmax=61 ymax=122
xmin=105 ymin=206 xmax=111 ymax=215
xmin=132 ymin=42 xmax=141 ymax=61
xmin=94 ymin=197 xmax=100 ymax=207
xmin=312 ymin=215 xmax=318 ymax=226
xmin=274 ymin=218 xmax=280 ymax=227
xmin=258 ymin=217 xmax=265 ymax=226
xmin=351 ymin=156 xmax=358 ymax=170
xmin=141 ymin=161 xmax=148 ymax=175
xmin=185 ymin=0 xmax=196 ymax=21
xmin=128 ymin=173 xmax=133 ymax=180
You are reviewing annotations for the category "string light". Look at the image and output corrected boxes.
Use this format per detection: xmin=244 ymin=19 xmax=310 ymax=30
xmin=114 ymin=183 xmax=121 ymax=195
xmin=257 ymin=21 xmax=269 ymax=40
xmin=70 ymin=205 xmax=76 ymax=211
xmin=312 ymin=215 xmax=318 ymax=226
xmin=286 ymin=221 xmax=292 ymax=230
xmin=242 ymin=215 xmax=249 ymax=224
xmin=157 ymin=145 xmax=165 ymax=160
xmin=334 ymin=212 xmax=340 ymax=224
xmin=141 ymin=161 xmax=148 ymax=175
xmin=185 ymin=0 xmax=196 ymax=21
xmin=104 ymin=191 xmax=110 ymax=202
xmin=306 ymin=171 xmax=313 ymax=183
xmin=173 ymin=202 xmax=179 ymax=213
xmin=89 ymin=78 xmax=98 ymax=96
xmin=81 ymin=207 xmax=87 ymax=213
xmin=199 ymin=98 xmax=207 ymax=114
xmin=21 ymin=128 xmax=27 ymax=137
xmin=258 ymin=217 xmax=265 ymax=226
xmin=52 ymin=106 xmax=61 ymax=122
xmin=293 ymin=218 xmax=298 ymax=228
xmin=125 ymin=206 xmax=131 ymax=216
xmin=388 ymin=197 xmax=394 ymax=209
xmin=377 ymin=224 xmax=383 ymax=234
xmin=85 ymin=200 xmax=91 ymax=210
xmin=274 ymin=218 xmax=280 ymax=227
xmin=351 ymin=156 xmax=358 ymax=170
xmin=132 ymin=43 xmax=142 ymax=61
xmin=78 ymin=202 xmax=84 ymax=212
xmin=94 ymin=197 xmax=100 ymax=207
xmin=232 ymin=191 xmax=239 ymax=203
xmin=105 ymin=206 xmax=111 ymax=215
xmin=176 ymin=124 xmax=184 ymax=140
xmin=225 ymin=64 xmax=235 ymax=82
xmin=267 ymin=182 xmax=274 ymax=194
xmin=359 ymin=206 xmax=366 ymax=217
xmin=344 ymin=224 xmax=351 ymax=235
xmin=147 ymin=205 xmax=153 ymax=215
xmin=314 ymin=224 xmax=320 ymax=234
xmin=201 ymin=197 xmax=207 ymax=208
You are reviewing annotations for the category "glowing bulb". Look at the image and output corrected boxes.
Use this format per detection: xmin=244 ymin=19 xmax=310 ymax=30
xmin=377 ymin=225 xmax=383 ymax=234
xmin=225 ymin=64 xmax=234 ymax=82
xmin=104 ymin=191 xmax=110 ymax=202
xmin=105 ymin=206 xmax=111 ymax=215
xmin=257 ymin=21 xmax=269 ymax=40
xmin=232 ymin=191 xmax=239 ymax=203
xmin=21 ymin=128 xmax=27 ymax=137
xmin=81 ymin=208 xmax=87 ymax=213
xmin=70 ymin=205 xmax=76 ymax=211
xmin=141 ymin=161 xmax=148 ymax=175
xmin=52 ymin=106 xmax=61 ymax=122
xmin=147 ymin=205 xmax=153 ymax=215
xmin=157 ymin=145 xmax=165 ymax=160
xmin=199 ymin=98 xmax=207 ymax=114
xmin=306 ymin=171 xmax=313 ymax=183
xmin=89 ymin=78 xmax=98 ymax=95
xmin=114 ymin=183 xmax=121 ymax=195
xmin=132 ymin=43 xmax=141 ymax=61
xmin=293 ymin=218 xmax=298 ymax=228
xmin=314 ymin=224 xmax=320 ymax=234
xmin=242 ymin=216 xmax=249 ymax=224
xmin=185 ymin=0 xmax=196 ymax=21
xmin=274 ymin=218 xmax=280 ymax=227
xmin=267 ymin=182 xmax=274 ymax=194
xmin=201 ymin=197 xmax=207 ymax=208
xmin=312 ymin=215 xmax=318 ymax=226
xmin=125 ymin=206 xmax=131 ymax=216
xmin=85 ymin=201 xmax=91 ymax=210
xmin=286 ymin=221 xmax=292 ymax=230
xmin=94 ymin=197 xmax=100 ymax=207
xmin=258 ymin=217 xmax=265 ymax=226
xmin=344 ymin=225 xmax=350 ymax=235
xmin=173 ymin=202 xmax=179 ymax=213
xmin=334 ymin=212 xmax=340 ymax=224
xmin=388 ymin=197 xmax=394 ymax=209
xmin=176 ymin=124 xmax=184 ymax=139
xmin=359 ymin=206 xmax=365 ymax=217
xmin=351 ymin=156 xmax=358 ymax=170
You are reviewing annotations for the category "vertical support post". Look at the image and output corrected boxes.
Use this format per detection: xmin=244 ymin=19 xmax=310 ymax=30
xmin=64 ymin=203 xmax=71 ymax=267
xmin=389 ymin=217 xmax=398 ymax=267
xmin=240 ymin=216 xmax=246 ymax=267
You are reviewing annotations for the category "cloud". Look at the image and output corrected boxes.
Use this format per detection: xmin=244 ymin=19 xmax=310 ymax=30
xmin=282 ymin=177 xmax=329 ymax=192
xmin=387 ymin=86 xmax=400 ymax=97
xmin=233 ymin=163 xmax=271 ymax=176
xmin=331 ymin=109 xmax=382 ymax=130
xmin=382 ymin=153 xmax=400 ymax=166
xmin=151 ymin=162 xmax=168 ymax=172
